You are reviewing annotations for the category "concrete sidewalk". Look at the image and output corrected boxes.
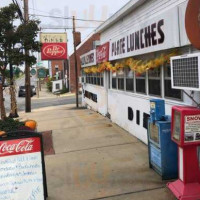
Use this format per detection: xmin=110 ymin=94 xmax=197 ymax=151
xmin=19 ymin=104 xmax=175 ymax=200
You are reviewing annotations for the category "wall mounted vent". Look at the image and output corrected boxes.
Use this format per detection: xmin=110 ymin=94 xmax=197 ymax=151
xmin=171 ymin=53 xmax=200 ymax=91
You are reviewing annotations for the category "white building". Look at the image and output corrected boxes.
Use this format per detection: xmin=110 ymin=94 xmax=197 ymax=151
xmin=81 ymin=0 xmax=200 ymax=144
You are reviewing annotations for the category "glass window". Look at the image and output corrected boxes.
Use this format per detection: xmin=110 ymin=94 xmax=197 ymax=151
xmin=100 ymin=73 xmax=104 ymax=86
xmin=148 ymin=68 xmax=161 ymax=96
xmin=81 ymin=69 xmax=86 ymax=83
xmin=136 ymin=73 xmax=146 ymax=94
xmin=117 ymin=70 xmax=124 ymax=90
xmin=56 ymin=83 xmax=60 ymax=90
xmin=164 ymin=64 xmax=182 ymax=100
xmin=112 ymin=72 xmax=117 ymax=89
xmin=96 ymin=73 xmax=100 ymax=86
xmin=84 ymin=71 xmax=104 ymax=86
xmin=125 ymin=68 xmax=134 ymax=92
xmin=93 ymin=73 xmax=97 ymax=85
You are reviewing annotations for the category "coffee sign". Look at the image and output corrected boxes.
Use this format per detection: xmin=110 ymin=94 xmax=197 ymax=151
xmin=96 ymin=42 xmax=109 ymax=64
xmin=40 ymin=33 xmax=68 ymax=60
xmin=185 ymin=0 xmax=200 ymax=50
xmin=80 ymin=49 xmax=96 ymax=68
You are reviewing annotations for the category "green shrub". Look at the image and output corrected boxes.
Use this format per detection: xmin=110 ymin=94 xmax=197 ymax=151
xmin=0 ymin=118 xmax=25 ymax=132
xmin=60 ymin=85 xmax=68 ymax=94
xmin=46 ymin=78 xmax=53 ymax=92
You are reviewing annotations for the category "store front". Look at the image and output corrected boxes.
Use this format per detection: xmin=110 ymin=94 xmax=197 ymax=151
xmin=81 ymin=0 xmax=200 ymax=144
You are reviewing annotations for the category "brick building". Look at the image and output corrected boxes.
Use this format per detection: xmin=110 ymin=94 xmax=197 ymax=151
xmin=69 ymin=33 xmax=100 ymax=92
xmin=50 ymin=60 xmax=66 ymax=79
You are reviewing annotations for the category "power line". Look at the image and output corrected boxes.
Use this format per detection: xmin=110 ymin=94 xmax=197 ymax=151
xmin=40 ymin=26 xmax=98 ymax=30
xmin=29 ymin=13 xmax=105 ymax=22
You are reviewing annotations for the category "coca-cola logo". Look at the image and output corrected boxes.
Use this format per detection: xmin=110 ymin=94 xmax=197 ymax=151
xmin=43 ymin=44 xmax=66 ymax=58
xmin=96 ymin=42 xmax=109 ymax=64
xmin=0 ymin=139 xmax=34 ymax=155
xmin=97 ymin=46 xmax=107 ymax=60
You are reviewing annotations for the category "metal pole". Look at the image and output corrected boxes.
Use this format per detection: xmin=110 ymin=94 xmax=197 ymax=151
xmin=24 ymin=0 xmax=31 ymax=112
xmin=36 ymin=68 xmax=39 ymax=98
xmin=72 ymin=16 xmax=79 ymax=108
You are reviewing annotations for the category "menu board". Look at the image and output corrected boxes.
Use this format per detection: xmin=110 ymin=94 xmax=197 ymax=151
xmin=0 ymin=137 xmax=45 ymax=200
xmin=185 ymin=115 xmax=200 ymax=142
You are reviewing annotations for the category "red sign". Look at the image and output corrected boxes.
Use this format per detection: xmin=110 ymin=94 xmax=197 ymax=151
xmin=96 ymin=42 xmax=109 ymax=64
xmin=0 ymin=137 xmax=41 ymax=157
xmin=185 ymin=0 xmax=200 ymax=49
xmin=41 ymin=43 xmax=67 ymax=60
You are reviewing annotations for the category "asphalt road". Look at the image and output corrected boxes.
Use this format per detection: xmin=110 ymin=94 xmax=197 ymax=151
xmin=17 ymin=95 xmax=81 ymax=112
xmin=4 ymin=75 xmax=81 ymax=114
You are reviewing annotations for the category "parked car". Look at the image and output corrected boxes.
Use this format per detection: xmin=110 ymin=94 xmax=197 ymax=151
xmin=18 ymin=85 xmax=36 ymax=97
xmin=31 ymin=85 xmax=36 ymax=95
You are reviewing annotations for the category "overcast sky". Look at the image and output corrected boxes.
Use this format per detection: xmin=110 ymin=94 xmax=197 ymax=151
xmin=0 ymin=0 xmax=130 ymax=61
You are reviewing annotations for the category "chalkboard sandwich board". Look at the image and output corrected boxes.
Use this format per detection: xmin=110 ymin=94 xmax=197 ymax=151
xmin=0 ymin=131 xmax=48 ymax=200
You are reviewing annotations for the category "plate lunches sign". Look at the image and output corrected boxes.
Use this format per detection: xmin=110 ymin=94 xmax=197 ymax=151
xmin=0 ymin=137 xmax=45 ymax=200
xmin=40 ymin=33 xmax=68 ymax=60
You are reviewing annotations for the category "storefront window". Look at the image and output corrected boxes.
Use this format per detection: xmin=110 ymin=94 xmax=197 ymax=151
xmin=85 ymin=72 xmax=104 ymax=87
xmin=136 ymin=73 xmax=146 ymax=94
xmin=81 ymin=69 xmax=86 ymax=83
xmin=96 ymin=73 xmax=100 ymax=85
xmin=117 ymin=70 xmax=124 ymax=90
xmin=125 ymin=68 xmax=134 ymax=92
xmin=93 ymin=73 xmax=97 ymax=85
xmin=112 ymin=72 xmax=117 ymax=89
xmin=148 ymin=68 xmax=161 ymax=96
xmin=164 ymin=64 xmax=182 ymax=100
xmin=100 ymin=73 xmax=104 ymax=86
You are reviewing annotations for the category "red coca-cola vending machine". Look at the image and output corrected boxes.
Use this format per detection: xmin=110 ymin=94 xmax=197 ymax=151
xmin=167 ymin=106 xmax=200 ymax=200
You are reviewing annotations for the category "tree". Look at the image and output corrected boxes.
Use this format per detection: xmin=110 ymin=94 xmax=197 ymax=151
xmin=0 ymin=4 xmax=18 ymax=120
xmin=0 ymin=3 xmax=41 ymax=119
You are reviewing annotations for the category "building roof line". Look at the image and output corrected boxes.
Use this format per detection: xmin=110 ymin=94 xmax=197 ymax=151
xmin=95 ymin=0 xmax=147 ymax=33
xmin=73 ymin=0 xmax=146 ymax=54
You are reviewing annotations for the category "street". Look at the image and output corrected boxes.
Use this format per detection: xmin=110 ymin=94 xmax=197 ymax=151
xmin=4 ymin=75 xmax=81 ymax=114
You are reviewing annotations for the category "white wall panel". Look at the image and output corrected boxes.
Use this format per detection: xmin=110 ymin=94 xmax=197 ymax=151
xmin=100 ymin=0 xmax=188 ymax=45
xmin=82 ymin=84 xmax=108 ymax=116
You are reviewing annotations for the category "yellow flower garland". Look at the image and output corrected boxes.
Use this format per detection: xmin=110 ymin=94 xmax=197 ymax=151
xmin=83 ymin=51 xmax=178 ymax=74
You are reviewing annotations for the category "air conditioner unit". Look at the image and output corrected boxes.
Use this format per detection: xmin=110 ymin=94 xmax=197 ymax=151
xmin=171 ymin=53 xmax=200 ymax=91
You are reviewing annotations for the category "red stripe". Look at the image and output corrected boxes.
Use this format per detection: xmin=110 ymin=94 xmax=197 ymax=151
xmin=0 ymin=138 xmax=41 ymax=157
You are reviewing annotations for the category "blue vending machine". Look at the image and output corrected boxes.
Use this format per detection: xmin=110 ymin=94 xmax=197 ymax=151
xmin=148 ymin=99 xmax=178 ymax=180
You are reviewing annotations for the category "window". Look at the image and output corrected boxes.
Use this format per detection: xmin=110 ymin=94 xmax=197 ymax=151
xmin=136 ymin=73 xmax=146 ymax=94
xmin=100 ymin=73 xmax=104 ymax=86
xmin=148 ymin=68 xmax=161 ymax=96
xmin=164 ymin=64 xmax=182 ymax=100
xmin=112 ymin=72 xmax=117 ymax=89
xmin=81 ymin=69 xmax=86 ymax=83
xmin=96 ymin=73 xmax=100 ymax=86
xmin=117 ymin=70 xmax=124 ymax=90
xmin=85 ymin=72 xmax=104 ymax=87
xmin=93 ymin=73 xmax=97 ymax=85
xmin=56 ymin=83 xmax=60 ymax=90
xmin=125 ymin=68 xmax=134 ymax=92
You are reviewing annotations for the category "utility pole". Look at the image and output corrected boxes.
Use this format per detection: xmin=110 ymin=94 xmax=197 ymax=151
xmin=24 ymin=0 xmax=31 ymax=112
xmin=72 ymin=16 xmax=79 ymax=108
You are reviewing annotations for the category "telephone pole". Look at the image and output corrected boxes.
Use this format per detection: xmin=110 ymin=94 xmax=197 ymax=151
xmin=72 ymin=16 xmax=79 ymax=108
xmin=24 ymin=0 xmax=31 ymax=112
